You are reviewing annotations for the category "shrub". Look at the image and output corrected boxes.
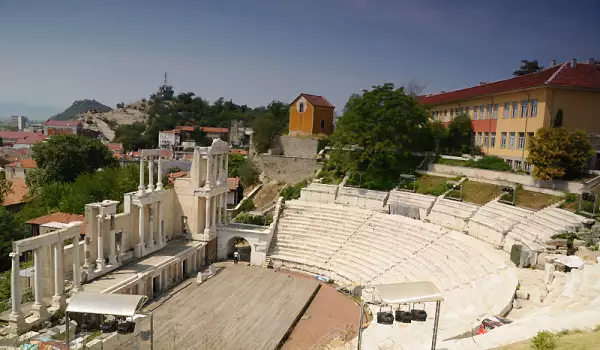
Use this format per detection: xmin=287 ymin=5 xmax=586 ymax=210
xmin=233 ymin=212 xmax=266 ymax=225
xmin=466 ymin=156 xmax=512 ymax=171
xmin=238 ymin=198 xmax=255 ymax=212
xmin=563 ymin=192 xmax=578 ymax=204
xmin=530 ymin=330 xmax=556 ymax=350
xmin=279 ymin=180 xmax=309 ymax=200
xmin=116 ymin=102 xmax=125 ymax=108
xmin=317 ymin=138 xmax=330 ymax=153
xmin=238 ymin=160 xmax=259 ymax=188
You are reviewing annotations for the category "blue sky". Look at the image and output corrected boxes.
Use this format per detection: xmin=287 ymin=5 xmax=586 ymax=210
xmin=0 ymin=0 xmax=598 ymax=119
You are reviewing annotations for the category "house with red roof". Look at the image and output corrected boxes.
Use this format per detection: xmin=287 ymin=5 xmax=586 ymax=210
xmin=4 ymin=158 xmax=37 ymax=181
xmin=289 ymin=93 xmax=335 ymax=136
xmin=43 ymin=119 xmax=83 ymax=136
xmin=418 ymin=59 xmax=600 ymax=170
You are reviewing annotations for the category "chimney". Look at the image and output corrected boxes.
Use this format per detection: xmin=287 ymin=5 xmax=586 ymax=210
xmin=571 ymin=58 xmax=577 ymax=68
xmin=550 ymin=60 xmax=556 ymax=67
xmin=586 ymin=58 xmax=595 ymax=65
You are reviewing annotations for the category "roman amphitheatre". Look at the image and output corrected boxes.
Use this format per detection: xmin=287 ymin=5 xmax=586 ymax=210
xmin=3 ymin=139 xmax=600 ymax=349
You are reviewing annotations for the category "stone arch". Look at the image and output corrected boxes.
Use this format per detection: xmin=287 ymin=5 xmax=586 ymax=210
xmin=226 ymin=236 xmax=251 ymax=262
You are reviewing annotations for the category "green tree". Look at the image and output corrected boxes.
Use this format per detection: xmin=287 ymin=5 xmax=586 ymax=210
xmin=238 ymin=160 xmax=259 ymax=188
xmin=0 ymin=172 xmax=11 ymax=205
xmin=329 ymin=83 xmax=431 ymax=189
xmin=513 ymin=60 xmax=544 ymax=76
xmin=527 ymin=127 xmax=593 ymax=180
xmin=0 ymin=208 xmax=29 ymax=271
xmin=113 ymin=122 xmax=152 ymax=151
xmin=445 ymin=113 xmax=474 ymax=154
xmin=31 ymin=135 xmax=118 ymax=186
xmin=228 ymin=154 xmax=246 ymax=177
xmin=251 ymin=112 xmax=281 ymax=153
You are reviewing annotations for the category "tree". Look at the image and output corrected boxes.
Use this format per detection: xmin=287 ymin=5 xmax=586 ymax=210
xmin=527 ymin=127 xmax=594 ymax=180
xmin=0 ymin=172 xmax=11 ymax=205
xmin=445 ymin=113 xmax=474 ymax=154
xmin=402 ymin=79 xmax=426 ymax=97
xmin=0 ymin=208 xmax=29 ymax=271
xmin=328 ymin=83 xmax=431 ymax=189
xmin=113 ymin=122 xmax=152 ymax=151
xmin=251 ymin=112 xmax=281 ymax=154
xmin=31 ymin=134 xmax=118 ymax=186
xmin=513 ymin=60 xmax=544 ymax=76
xmin=553 ymin=109 xmax=564 ymax=128
xmin=238 ymin=160 xmax=259 ymax=188
xmin=228 ymin=154 xmax=246 ymax=177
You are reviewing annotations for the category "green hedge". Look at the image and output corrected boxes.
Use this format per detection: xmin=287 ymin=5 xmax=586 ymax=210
xmin=233 ymin=212 xmax=273 ymax=226
xmin=280 ymin=180 xmax=309 ymax=200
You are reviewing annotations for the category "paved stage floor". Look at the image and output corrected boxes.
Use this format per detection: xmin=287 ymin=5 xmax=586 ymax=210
xmin=148 ymin=264 xmax=320 ymax=350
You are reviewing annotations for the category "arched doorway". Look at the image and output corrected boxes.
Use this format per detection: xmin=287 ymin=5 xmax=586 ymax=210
xmin=226 ymin=237 xmax=251 ymax=262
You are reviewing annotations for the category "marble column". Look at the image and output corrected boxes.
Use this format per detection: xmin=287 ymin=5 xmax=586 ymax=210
xmin=222 ymin=193 xmax=227 ymax=224
xmin=138 ymin=157 xmax=145 ymax=196
xmin=212 ymin=155 xmax=218 ymax=185
xmin=72 ymin=239 xmax=82 ymax=292
xmin=9 ymin=252 xmax=24 ymax=329
xmin=211 ymin=196 xmax=216 ymax=230
xmin=224 ymin=152 xmax=229 ymax=183
xmin=158 ymin=202 xmax=164 ymax=245
xmin=205 ymin=152 xmax=212 ymax=186
xmin=83 ymin=235 xmax=91 ymax=271
xmin=52 ymin=242 xmax=66 ymax=309
xmin=204 ymin=196 xmax=211 ymax=235
xmin=108 ymin=225 xmax=118 ymax=265
xmin=215 ymin=154 xmax=221 ymax=185
xmin=138 ymin=205 xmax=145 ymax=251
xmin=32 ymin=248 xmax=48 ymax=319
xmin=215 ymin=194 xmax=221 ymax=225
xmin=156 ymin=156 xmax=163 ymax=191
xmin=148 ymin=205 xmax=155 ymax=249
xmin=147 ymin=158 xmax=154 ymax=192
xmin=96 ymin=211 xmax=105 ymax=270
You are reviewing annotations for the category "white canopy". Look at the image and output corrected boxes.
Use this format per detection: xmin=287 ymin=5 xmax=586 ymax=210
xmin=374 ymin=281 xmax=443 ymax=304
xmin=66 ymin=292 xmax=147 ymax=317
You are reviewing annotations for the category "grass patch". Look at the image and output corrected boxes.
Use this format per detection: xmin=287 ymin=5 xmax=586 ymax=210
xmin=496 ymin=328 xmax=600 ymax=349
xmin=415 ymin=175 xmax=451 ymax=196
xmin=515 ymin=189 xmax=561 ymax=210
xmin=437 ymin=158 xmax=469 ymax=166
xmin=461 ymin=180 xmax=501 ymax=205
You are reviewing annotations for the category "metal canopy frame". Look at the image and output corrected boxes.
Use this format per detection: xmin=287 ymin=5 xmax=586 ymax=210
xmin=357 ymin=282 xmax=444 ymax=350
xmin=578 ymin=191 xmax=598 ymax=218
xmin=445 ymin=180 xmax=463 ymax=201
xmin=498 ymin=182 xmax=517 ymax=206
xmin=65 ymin=292 xmax=151 ymax=350
xmin=398 ymin=174 xmax=417 ymax=193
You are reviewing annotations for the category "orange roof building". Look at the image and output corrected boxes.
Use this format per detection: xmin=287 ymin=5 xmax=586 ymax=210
xmin=288 ymin=93 xmax=335 ymax=136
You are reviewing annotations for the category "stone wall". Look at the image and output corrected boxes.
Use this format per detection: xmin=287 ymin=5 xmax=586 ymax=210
xmin=300 ymin=183 xmax=338 ymax=203
xmin=279 ymin=136 xmax=319 ymax=158
xmin=254 ymin=155 xmax=321 ymax=184
xmin=428 ymin=164 xmax=600 ymax=194
xmin=336 ymin=187 xmax=389 ymax=210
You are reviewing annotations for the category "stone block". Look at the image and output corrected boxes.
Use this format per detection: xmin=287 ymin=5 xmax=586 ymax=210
xmin=515 ymin=290 xmax=530 ymax=300
xmin=544 ymin=263 xmax=555 ymax=284
xmin=546 ymin=239 xmax=568 ymax=247
xmin=536 ymin=253 xmax=548 ymax=265
xmin=573 ymin=239 xmax=586 ymax=247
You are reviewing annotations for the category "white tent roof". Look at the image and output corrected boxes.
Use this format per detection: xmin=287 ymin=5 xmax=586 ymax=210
xmin=374 ymin=281 xmax=443 ymax=304
xmin=66 ymin=292 xmax=147 ymax=317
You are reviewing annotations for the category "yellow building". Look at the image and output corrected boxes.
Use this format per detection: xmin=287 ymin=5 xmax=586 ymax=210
xmin=419 ymin=59 xmax=600 ymax=170
xmin=288 ymin=93 xmax=335 ymax=136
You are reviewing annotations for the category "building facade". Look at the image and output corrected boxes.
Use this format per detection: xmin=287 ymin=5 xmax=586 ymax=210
xmin=419 ymin=59 xmax=600 ymax=170
xmin=43 ymin=120 xmax=83 ymax=136
xmin=288 ymin=93 xmax=335 ymax=136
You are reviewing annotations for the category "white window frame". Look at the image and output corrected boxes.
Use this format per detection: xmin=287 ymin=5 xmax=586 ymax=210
xmin=473 ymin=106 xmax=479 ymax=120
xmin=501 ymin=132 xmax=507 ymax=148
xmin=493 ymin=104 xmax=499 ymax=119
xmin=483 ymin=132 xmax=489 ymax=147
xmin=503 ymin=103 xmax=510 ymax=118
xmin=530 ymin=99 xmax=538 ymax=117
xmin=512 ymin=102 xmax=518 ymax=118
xmin=521 ymin=101 xmax=529 ymax=118
xmin=517 ymin=132 xmax=525 ymax=149
xmin=490 ymin=132 xmax=496 ymax=148
xmin=509 ymin=132 xmax=516 ymax=148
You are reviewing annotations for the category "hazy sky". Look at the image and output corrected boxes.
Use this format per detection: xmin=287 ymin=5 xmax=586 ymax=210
xmin=0 ymin=0 xmax=598 ymax=118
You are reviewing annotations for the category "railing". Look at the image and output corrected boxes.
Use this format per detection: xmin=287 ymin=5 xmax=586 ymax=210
xmin=0 ymin=287 xmax=34 ymax=313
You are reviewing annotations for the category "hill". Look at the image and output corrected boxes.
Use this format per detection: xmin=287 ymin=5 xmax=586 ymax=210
xmin=78 ymin=100 xmax=149 ymax=141
xmin=51 ymin=99 xmax=112 ymax=120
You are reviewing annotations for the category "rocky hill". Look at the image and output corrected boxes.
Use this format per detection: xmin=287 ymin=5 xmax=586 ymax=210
xmin=51 ymin=99 xmax=112 ymax=120
xmin=78 ymin=100 xmax=149 ymax=141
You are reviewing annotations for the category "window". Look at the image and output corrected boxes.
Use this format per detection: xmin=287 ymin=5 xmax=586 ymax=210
xmin=23 ymin=169 xmax=27 ymax=175
xmin=450 ymin=109 xmax=454 ymax=120
xmin=485 ymin=104 xmax=491 ymax=119
xmin=444 ymin=110 xmax=448 ymax=122
xmin=298 ymin=102 xmax=305 ymax=113
xmin=512 ymin=102 xmax=518 ymax=118
xmin=521 ymin=101 xmax=529 ymax=118
xmin=480 ymin=105 xmax=485 ymax=119
xmin=517 ymin=132 xmax=525 ymax=149
xmin=509 ymin=132 xmax=516 ymax=148
xmin=506 ymin=159 xmax=513 ymax=167
xmin=503 ymin=103 xmax=510 ymax=118
xmin=524 ymin=162 xmax=532 ymax=172
xmin=483 ymin=132 xmax=489 ymax=147
xmin=493 ymin=104 xmax=499 ymax=119
xmin=465 ymin=106 xmax=470 ymax=116
xmin=515 ymin=160 xmax=522 ymax=169
xmin=501 ymin=132 xmax=507 ymax=148
xmin=473 ymin=106 xmax=479 ymax=120
xmin=490 ymin=132 xmax=496 ymax=148
xmin=320 ymin=119 xmax=325 ymax=130
xmin=530 ymin=99 xmax=538 ymax=117
xmin=477 ymin=132 xmax=482 ymax=146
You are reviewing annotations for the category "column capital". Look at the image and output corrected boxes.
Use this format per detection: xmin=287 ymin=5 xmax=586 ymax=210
xmin=9 ymin=252 xmax=19 ymax=258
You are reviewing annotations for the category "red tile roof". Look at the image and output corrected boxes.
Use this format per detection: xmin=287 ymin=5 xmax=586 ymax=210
xmin=0 ymin=131 xmax=41 ymax=141
xmin=418 ymin=61 xmax=600 ymax=105
xmin=6 ymin=159 xmax=37 ymax=169
xmin=230 ymin=149 xmax=248 ymax=156
xmin=168 ymin=171 xmax=188 ymax=183
xmin=14 ymin=134 xmax=46 ymax=145
xmin=201 ymin=127 xmax=228 ymax=134
xmin=177 ymin=126 xmax=195 ymax=132
xmin=298 ymin=93 xmax=335 ymax=108
xmin=44 ymin=119 xmax=82 ymax=127
xmin=2 ymin=178 xmax=29 ymax=207
xmin=107 ymin=143 xmax=123 ymax=152
xmin=26 ymin=212 xmax=85 ymax=225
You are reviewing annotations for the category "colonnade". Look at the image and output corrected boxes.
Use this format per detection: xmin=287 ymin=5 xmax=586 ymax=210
xmin=137 ymin=153 xmax=166 ymax=254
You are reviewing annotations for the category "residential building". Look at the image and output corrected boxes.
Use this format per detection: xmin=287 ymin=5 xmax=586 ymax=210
xmin=43 ymin=119 xmax=83 ymax=136
xmin=0 ymin=131 xmax=45 ymax=147
xmin=12 ymin=133 xmax=46 ymax=149
xmin=289 ymin=93 xmax=335 ymax=136
xmin=419 ymin=59 xmax=600 ymax=170
xmin=4 ymin=158 xmax=37 ymax=180
xmin=2 ymin=177 xmax=29 ymax=212
xmin=227 ymin=177 xmax=242 ymax=207
xmin=159 ymin=126 xmax=229 ymax=149
xmin=229 ymin=120 xmax=253 ymax=146
xmin=10 ymin=116 xmax=29 ymax=130
xmin=25 ymin=212 xmax=85 ymax=237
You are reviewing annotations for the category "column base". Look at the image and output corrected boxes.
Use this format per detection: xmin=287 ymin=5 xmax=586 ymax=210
xmin=108 ymin=255 xmax=118 ymax=265
xmin=31 ymin=302 xmax=49 ymax=320
xmin=95 ymin=259 xmax=106 ymax=271
xmin=71 ymin=285 xmax=83 ymax=293
xmin=52 ymin=294 xmax=67 ymax=309
xmin=8 ymin=312 xmax=26 ymax=335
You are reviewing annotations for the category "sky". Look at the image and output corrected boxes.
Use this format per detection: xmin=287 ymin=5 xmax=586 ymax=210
xmin=0 ymin=0 xmax=599 ymax=119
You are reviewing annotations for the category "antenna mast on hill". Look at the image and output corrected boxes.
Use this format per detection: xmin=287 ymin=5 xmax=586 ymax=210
xmin=164 ymin=72 xmax=168 ymax=86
